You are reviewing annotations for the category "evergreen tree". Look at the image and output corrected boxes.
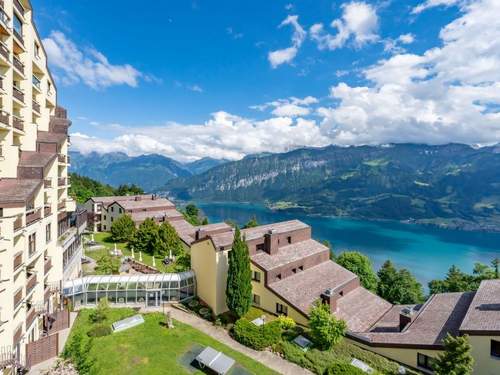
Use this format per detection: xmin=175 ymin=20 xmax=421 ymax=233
xmin=492 ymin=257 xmax=500 ymax=278
xmin=336 ymin=251 xmax=378 ymax=292
xmin=377 ymin=260 xmax=424 ymax=304
xmin=110 ymin=214 xmax=136 ymax=242
xmin=157 ymin=221 xmax=184 ymax=256
xmin=130 ymin=218 xmax=159 ymax=255
xmin=433 ymin=334 xmax=474 ymax=375
xmin=226 ymin=227 xmax=252 ymax=318
xmin=309 ymin=300 xmax=347 ymax=350
xmin=242 ymin=216 xmax=259 ymax=229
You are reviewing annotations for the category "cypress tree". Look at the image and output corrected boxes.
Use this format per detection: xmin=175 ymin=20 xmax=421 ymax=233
xmin=226 ymin=227 xmax=252 ymax=318
xmin=433 ymin=334 xmax=474 ymax=375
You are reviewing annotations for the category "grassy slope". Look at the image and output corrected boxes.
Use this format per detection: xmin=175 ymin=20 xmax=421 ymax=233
xmin=67 ymin=309 xmax=277 ymax=375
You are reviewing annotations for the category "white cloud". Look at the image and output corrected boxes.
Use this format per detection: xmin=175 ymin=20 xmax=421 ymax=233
xmin=250 ymin=96 xmax=319 ymax=117
xmin=268 ymin=15 xmax=306 ymax=68
xmin=318 ymin=0 xmax=500 ymax=146
xmin=412 ymin=0 xmax=463 ymax=14
xmin=383 ymin=33 xmax=416 ymax=54
xmin=42 ymin=31 xmax=143 ymax=89
xmin=226 ymin=27 xmax=244 ymax=39
xmin=310 ymin=2 xmax=379 ymax=51
xmin=174 ymin=81 xmax=204 ymax=93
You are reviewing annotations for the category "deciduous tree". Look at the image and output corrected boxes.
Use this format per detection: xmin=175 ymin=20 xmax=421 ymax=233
xmin=110 ymin=214 xmax=136 ymax=242
xmin=378 ymin=260 xmax=424 ymax=304
xmin=336 ymin=251 xmax=378 ymax=292
xmin=309 ymin=300 xmax=347 ymax=350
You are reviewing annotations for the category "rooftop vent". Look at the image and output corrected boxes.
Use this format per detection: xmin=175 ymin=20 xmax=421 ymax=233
xmin=134 ymin=196 xmax=141 ymax=201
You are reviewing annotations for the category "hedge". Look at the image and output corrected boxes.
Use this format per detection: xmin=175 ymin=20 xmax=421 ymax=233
xmin=232 ymin=318 xmax=282 ymax=350
xmin=324 ymin=362 xmax=366 ymax=375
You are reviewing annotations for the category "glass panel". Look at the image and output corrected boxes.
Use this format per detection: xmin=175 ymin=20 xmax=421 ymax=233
xmin=116 ymin=291 xmax=126 ymax=304
xmin=127 ymin=282 xmax=137 ymax=290
xmin=88 ymin=283 xmax=98 ymax=291
xmin=126 ymin=290 xmax=136 ymax=304
xmin=170 ymin=289 xmax=179 ymax=301
xmin=97 ymin=283 xmax=108 ymax=291
xmin=136 ymin=290 xmax=146 ymax=304
xmin=97 ymin=291 xmax=107 ymax=302
xmin=107 ymin=290 xmax=117 ymax=303
xmin=86 ymin=292 xmax=96 ymax=304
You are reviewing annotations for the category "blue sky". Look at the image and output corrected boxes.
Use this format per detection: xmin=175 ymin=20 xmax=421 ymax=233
xmin=32 ymin=0 xmax=500 ymax=162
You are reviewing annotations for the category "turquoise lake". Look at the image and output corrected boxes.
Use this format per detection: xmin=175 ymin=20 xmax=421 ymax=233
xmin=197 ymin=202 xmax=500 ymax=287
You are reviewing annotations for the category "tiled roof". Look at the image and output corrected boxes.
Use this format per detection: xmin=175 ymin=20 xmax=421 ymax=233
xmin=37 ymin=131 xmax=67 ymax=144
xmin=251 ymin=239 xmax=328 ymax=271
xmin=460 ymin=279 xmax=500 ymax=333
xmin=0 ymin=178 xmax=42 ymax=205
xmin=209 ymin=230 xmax=235 ymax=249
xmin=18 ymin=151 xmax=57 ymax=168
xmin=358 ymin=292 xmax=475 ymax=348
xmin=114 ymin=198 xmax=175 ymax=210
xmin=170 ymin=219 xmax=197 ymax=245
xmin=90 ymin=195 xmax=156 ymax=205
xmin=129 ymin=209 xmax=183 ymax=223
xmin=242 ymin=220 xmax=309 ymax=241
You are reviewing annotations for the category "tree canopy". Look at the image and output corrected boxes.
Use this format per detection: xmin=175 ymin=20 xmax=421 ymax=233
xmin=110 ymin=214 xmax=136 ymax=242
xmin=336 ymin=251 xmax=378 ymax=292
xmin=433 ymin=334 xmax=474 ymax=375
xmin=377 ymin=260 xmax=424 ymax=304
xmin=69 ymin=173 xmax=144 ymax=203
xmin=157 ymin=221 xmax=184 ymax=256
xmin=130 ymin=218 xmax=160 ymax=255
xmin=226 ymin=227 xmax=253 ymax=318
xmin=242 ymin=216 xmax=259 ymax=229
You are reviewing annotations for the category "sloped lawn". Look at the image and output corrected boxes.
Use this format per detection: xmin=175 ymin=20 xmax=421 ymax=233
xmin=63 ymin=308 xmax=277 ymax=375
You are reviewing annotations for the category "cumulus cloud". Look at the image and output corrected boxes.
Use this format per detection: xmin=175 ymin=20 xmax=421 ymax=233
xmin=412 ymin=0 xmax=463 ymax=14
xmin=42 ymin=31 xmax=143 ymax=89
xmin=310 ymin=1 xmax=379 ymax=51
xmin=250 ymin=96 xmax=319 ymax=117
xmin=383 ymin=33 xmax=416 ymax=54
xmin=318 ymin=0 xmax=500 ymax=146
xmin=268 ymin=15 xmax=306 ymax=68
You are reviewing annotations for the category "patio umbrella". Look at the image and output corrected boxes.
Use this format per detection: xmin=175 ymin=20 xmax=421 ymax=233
xmin=91 ymin=234 xmax=94 ymax=242
xmin=131 ymin=247 xmax=135 ymax=259
xmin=169 ymin=249 xmax=172 ymax=260
xmin=139 ymin=251 xmax=143 ymax=261
xmin=152 ymin=257 xmax=156 ymax=267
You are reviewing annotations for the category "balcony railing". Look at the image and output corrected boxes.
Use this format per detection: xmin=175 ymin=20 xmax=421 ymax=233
xmin=0 ymin=75 xmax=3 ymax=90
xmin=44 ymin=204 xmax=51 ymax=217
xmin=13 ymin=288 xmax=23 ymax=309
xmin=44 ymin=258 xmax=52 ymax=274
xmin=58 ymin=177 xmax=66 ymax=187
xmin=58 ymin=154 xmax=66 ymax=163
xmin=26 ymin=273 xmax=36 ymax=294
xmin=13 ymin=324 xmax=22 ymax=344
xmin=32 ymin=99 xmax=40 ymax=113
xmin=58 ymin=200 xmax=65 ymax=210
xmin=0 ymin=41 xmax=8 ymax=61
xmin=13 ymin=215 xmax=23 ymax=231
xmin=44 ymin=178 xmax=52 ymax=188
xmin=13 ymin=86 xmax=24 ymax=102
xmin=13 ymin=251 xmax=23 ymax=270
xmin=14 ymin=0 xmax=24 ymax=15
xmin=26 ymin=306 xmax=36 ymax=328
xmin=44 ymin=286 xmax=51 ymax=302
xmin=0 ymin=3 xmax=10 ymax=26
xmin=0 ymin=109 xmax=8 ymax=126
xmin=26 ymin=207 xmax=41 ymax=226
xmin=12 ymin=115 xmax=23 ymax=131
xmin=32 ymin=75 xmax=41 ymax=90
xmin=13 ymin=56 xmax=23 ymax=74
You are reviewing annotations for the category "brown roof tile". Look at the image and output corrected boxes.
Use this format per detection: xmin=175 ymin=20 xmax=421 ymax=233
xmin=116 ymin=198 xmax=175 ymax=210
xmin=18 ymin=151 xmax=57 ymax=168
xmin=460 ymin=279 xmax=500 ymax=333
xmin=0 ymin=178 xmax=42 ymax=205
xmin=37 ymin=131 xmax=67 ymax=144
xmin=242 ymin=220 xmax=309 ymax=241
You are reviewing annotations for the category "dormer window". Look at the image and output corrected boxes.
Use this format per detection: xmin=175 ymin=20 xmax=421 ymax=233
xmin=287 ymin=236 xmax=292 ymax=244
xmin=276 ymin=274 xmax=282 ymax=281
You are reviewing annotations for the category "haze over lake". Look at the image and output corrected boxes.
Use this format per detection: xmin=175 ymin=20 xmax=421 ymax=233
xmin=197 ymin=202 xmax=500 ymax=287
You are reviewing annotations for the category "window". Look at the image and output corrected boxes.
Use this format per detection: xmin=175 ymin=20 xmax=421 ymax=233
xmin=13 ymin=14 xmax=22 ymax=35
xmin=417 ymin=353 xmax=435 ymax=371
xmin=287 ymin=236 xmax=292 ymax=244
xmin=298 ymin=265 xmax=304 ymax=271
xmin=45 ymin=223 xmax=51 ymax=243
xmin=111 ymin=207 xmax=114 ymax=212
xmin=276 ymin=274 xmax=281 ymax=281
xmin=28 ymin=233 xmax=36 ymax=255
xmin=34 ymin=42 xmax=40 ymax=58
xmin=111 ymin=217 xmax=114 ymax=222
xmin=252 ymin=294 xmax=260 ymax=306
xmin=292 ymin=268 xmax=297 ymax=274
xmin=276 ymin=303 xmax=288 ymax=315
xmin=256 ymin=243 xmax=265 ymax=251
xmin=47 ymin=81 xmax=52 ymax=94
xmin=103 ymin=225 xmax=107 ymax=231
xmin=492 ymin=340 xmax=500 ymax=358
xmin=252 ymin=271 xmax=261 ymax=282
xmin=103 ymin=215 xmax=107 ymax=220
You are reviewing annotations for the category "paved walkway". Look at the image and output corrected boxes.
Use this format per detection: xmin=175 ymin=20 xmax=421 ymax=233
xmin=29 ymin=312 xmax=78 ymax=375
xmin=140 ymin=305 xmax=312 ymax=375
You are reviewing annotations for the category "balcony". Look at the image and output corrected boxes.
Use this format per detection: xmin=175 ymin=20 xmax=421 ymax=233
xmin=14 ymin=0 xmax=24 ymax=16
xmin=13 ymin=215 xmax=23 ymax=231
xmin=32 ymin=99 xmax=40 ymax=113
xmin=44 ymin=204 xmax=51 ymax=217
xmin=0 ymin=3 xmax=10 ymax=30
xmin=44 ymin=258 xmax=52 ymax=274
xmin=0 ymin=41 xmax=8 ymax=61
xmin=0 ymin=109 xmax=8 ymax=126
xmin=13 ymin=55 xmax=23 ymax=75
xmin=26 ymin=207 xmax=41 ymax=226
xmin=58 ymin=177 xmax=66 ymax=187
xmin=58 ymin=154 xmax=66 ymax=163
xmin=26 ymin=273 xmax=36 ymax=294
xmin=12 ymin=115 xmax=23 ymax=131
xmin=13 ymin=85 xmax=24 ymax=102
xmin=26 ymin=306 xmax=36 ymax=328
xmin=13 ymin=288 xmax=23 ymax=309
xmin=44 ymin=178 xmax=52 ymax=188
xmin=32 ymin=75 xmax=41 ymax=90
xmin=58 ymin=200 xmax=65 ymax=210
xmin=44 ymin=286 xmax=51 ymax=302
xmin=13 ymin=251 xmax=23 ymax=271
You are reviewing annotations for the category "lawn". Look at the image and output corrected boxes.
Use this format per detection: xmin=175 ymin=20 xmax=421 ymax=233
xmin=64 ymin=308 xmax=277 ymax=375
xmin=84 ymin=232 xmax=181 ymax=273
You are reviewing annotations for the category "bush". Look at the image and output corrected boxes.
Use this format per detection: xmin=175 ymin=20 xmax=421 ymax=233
xmin=232 ymin=318 xmax=282 ymax=350
xmin=324 ymin=362 xmax=365 ymax=375
xmin=309 ymin=301 xmax=347 ymax=350
xmin=62 ymin=332 xmax=93 ymax=373
xmin=89 ymin=298 xmax=110 ymax=323
xmin=276 ymin=315 xmax=296 ymax=330
xmin=87 ymin=324 xmax=112 ymax=337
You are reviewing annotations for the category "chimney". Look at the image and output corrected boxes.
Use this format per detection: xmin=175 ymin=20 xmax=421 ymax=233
xmin=264 ymin=229 xmax=279 ymax=255
xmin=195 ymin=229 xmax=202 ymax=240
xmin=152 ymin=194 xmax=157 ymax=200
xmin=320 ymin=288 xmax=340 ymax=313
xmin=399 ymin=307 xmax=416 ymax=331
xmin=135 ymin=196 xmax=141 ymax=201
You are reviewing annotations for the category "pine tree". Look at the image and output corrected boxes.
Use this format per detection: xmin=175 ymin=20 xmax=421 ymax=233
xmin=433 ymin=334 xmax=474 ymax=375
xmin=377 ymin=260 xmax=424 ymax=304
xmin=226 ymin=227 xmax=252 ymax=318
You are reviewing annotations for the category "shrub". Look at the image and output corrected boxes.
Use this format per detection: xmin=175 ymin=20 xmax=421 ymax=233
xmin=87 ymin=324 xmax=112 ymax=337
xmin=324 ymin=362 xmax=365 ymax=375
xmin=62 ymin=332 xmax=93 ymax=373
xmin=110 ymin=214 xmax=136 ymax=242
xmin=309 ymin=300 xmax=347 ymax=350
xmin=276 ymin=315 xmax=296 ymax=330
xmin=232 ymin=318 xmax=282 ymax=350
xmin=89 ymin=298 xmax=110 ymax=323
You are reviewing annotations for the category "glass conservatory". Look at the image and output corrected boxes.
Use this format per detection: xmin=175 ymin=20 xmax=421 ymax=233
xmin=63 ymin=272 xmax=196 ymax=308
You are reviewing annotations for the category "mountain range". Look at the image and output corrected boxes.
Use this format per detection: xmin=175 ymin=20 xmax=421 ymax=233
xmin=164 ymin=143 xmax=500 ymax=231
xmin=69 ymin=151 xmax=227 ymax=192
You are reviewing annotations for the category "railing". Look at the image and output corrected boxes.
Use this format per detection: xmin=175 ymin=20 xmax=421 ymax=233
xmin=12 ymin=115 xmax=23 ymax=131
xmin=14 ymin=0 xmax=24 ymax=15
xmin=26 ymin=306 xmax=36 ymax=328
xmin=13 ymin=288 xmax=23 ymax=309
xmin=13 ymin=251 xmax=23 ymax=270
xmin=44 ymin=205 xmax=51 ymax=216
xmin=0 ymin=110 xmax=8 ymax=125
xmin=0 ymin=4 xmax=10 ymax=26
xmin=58 ymin=177 xmax=66 ymax=187
xmin=58 ymin=200 xmax=65 ymax=210
xmin=32 ymin=75 xmax=41 ymax=90
xmin=44 ymin=258 xmax=52 ymax=274
xmin=26 ymin=274 xmax=36 ymax=294
xmin=32 ymin=99 xmax=40 ymax=113
xmin=26 ymin=208 xmax=41 ymax=226
xmin=13 ymin=28 xmax=22 ymax=44
xmin=13 ymin=215 xmax=23 ymax=231
xmin=13 ymin=55 xmax=24 ymax=74
xmin=44 ymin=178 xmax=52 ymax=188
xmin=44 ymin=286 xmax=51 ymax=302
xmin=0 ymin=75 xmax=3 ymax=90
xmin=58 ymin=154 xmax=66 ymax=163
xmin=0 ymin=41 xmax=8 ymax=60
xmin=13 ymin=324 xmax=22 ymax=344
xmin=13 ymin=85 xmax=24 ymax=102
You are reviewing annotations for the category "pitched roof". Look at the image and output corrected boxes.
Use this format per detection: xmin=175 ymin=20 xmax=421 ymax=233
xmin=242 ymin=220 xmax=309 ymax=241
xmin=0 ymin=178 xmax=42 ymax=205
xmin=89 ymin=195 xmax=155 ymax=206
xmin=115 ymin=198 xmax=174 ymax=210
xmin=129 ymin=209 xmax=183 ymax=223
xmin=460 ymin=279 xmax=500 ymax=334
xmin=18 ymin=151 xmax=57 ymax=168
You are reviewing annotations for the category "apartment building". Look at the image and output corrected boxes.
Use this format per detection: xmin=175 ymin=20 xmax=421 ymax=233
xmin=0 ymin=0 xmax=83 ymax=370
